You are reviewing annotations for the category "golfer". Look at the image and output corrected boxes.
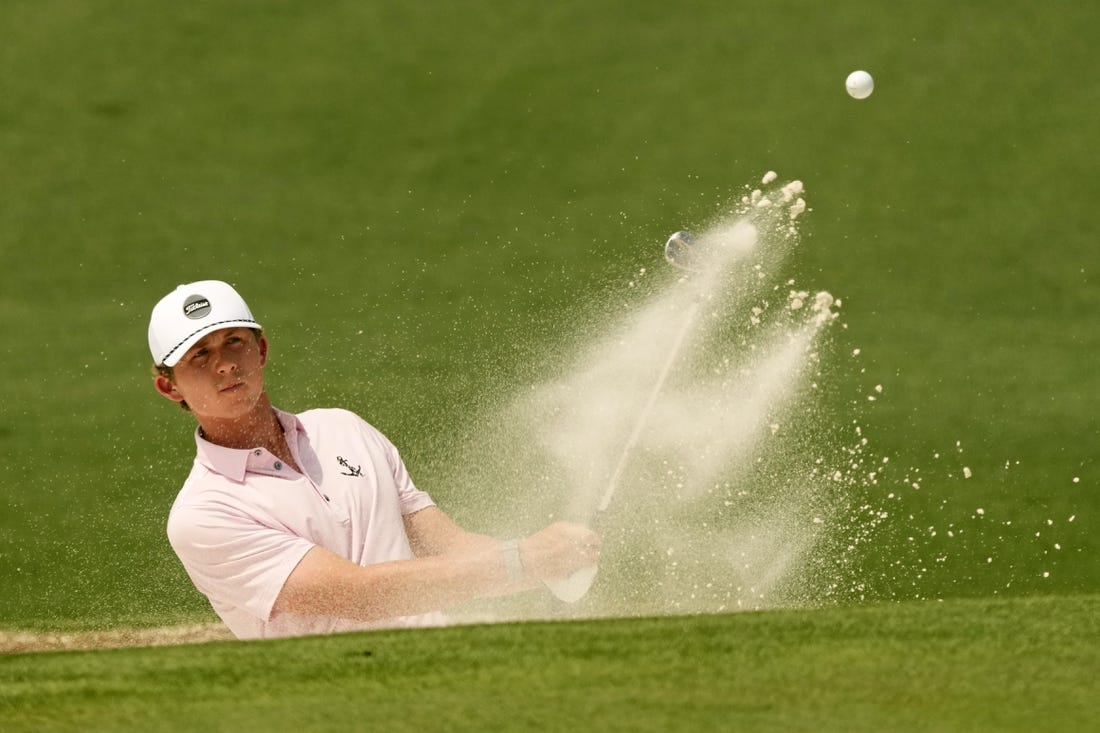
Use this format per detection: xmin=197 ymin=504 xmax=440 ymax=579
xmin=150 ymin=280 xmax=600 ymax=639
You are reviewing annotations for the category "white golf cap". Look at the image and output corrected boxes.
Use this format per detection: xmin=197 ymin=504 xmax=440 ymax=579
xmin=148 ymin=280 xmax=262 ymax=367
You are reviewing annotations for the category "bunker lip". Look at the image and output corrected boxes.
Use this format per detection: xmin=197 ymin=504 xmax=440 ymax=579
xmin=0 ymin=623 xmax=234 ymax=654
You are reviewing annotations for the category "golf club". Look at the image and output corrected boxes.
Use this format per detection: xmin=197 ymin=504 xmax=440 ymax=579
xmin=545 ymin=231 xmax=701 ymax=603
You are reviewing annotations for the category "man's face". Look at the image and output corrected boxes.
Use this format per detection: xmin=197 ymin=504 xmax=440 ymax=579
xmin=154 ymin=328 xmax=268 ymax=420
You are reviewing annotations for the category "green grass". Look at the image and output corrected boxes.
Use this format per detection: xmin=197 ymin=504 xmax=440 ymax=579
xmin=2 ymin=595 xmax=1097 ymax=732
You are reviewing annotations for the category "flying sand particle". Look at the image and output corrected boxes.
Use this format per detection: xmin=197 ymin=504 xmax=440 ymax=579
xmin=780 ymin=180 xmax=804 ymax=202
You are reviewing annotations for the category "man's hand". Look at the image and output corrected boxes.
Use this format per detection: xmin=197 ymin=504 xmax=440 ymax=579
xmin=405 ymin=508 xmax=601 ymax=583
xmin=519 ymin=522 xmax=601 ymax=581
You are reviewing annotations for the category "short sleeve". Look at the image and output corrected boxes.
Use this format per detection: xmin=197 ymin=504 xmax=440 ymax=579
xmin=167 ymin=501 xmax=315 ymax=622
xmin=353 ymin=416 xmax=435 ymax=516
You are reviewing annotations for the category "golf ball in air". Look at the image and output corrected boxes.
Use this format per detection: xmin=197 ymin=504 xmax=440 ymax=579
xmin=845 ymin=70 xmax=874 ymax=99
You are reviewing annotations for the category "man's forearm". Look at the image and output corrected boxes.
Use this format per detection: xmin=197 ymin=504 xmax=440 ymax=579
xmin=272 ymin=519 xmax=599 ymax=623
xmin=272 ymin=542 xmax=527 ymax=623
xmin=403 ymin=505 xmax=494 ymax=558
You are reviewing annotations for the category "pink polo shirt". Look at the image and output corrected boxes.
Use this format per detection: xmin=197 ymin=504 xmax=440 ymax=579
xmin=166 ymin=407 xmax=441 ymax=639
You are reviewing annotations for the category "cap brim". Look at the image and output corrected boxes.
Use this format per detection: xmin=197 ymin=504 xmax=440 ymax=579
xmin=159 ymin=320 xmax=262 ymax=367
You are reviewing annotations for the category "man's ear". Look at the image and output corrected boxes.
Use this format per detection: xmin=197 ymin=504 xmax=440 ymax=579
xmin=258 ymin=335 xmax=269 ymax=366
xmin=154 ymin=374 xmax=185 ymax=404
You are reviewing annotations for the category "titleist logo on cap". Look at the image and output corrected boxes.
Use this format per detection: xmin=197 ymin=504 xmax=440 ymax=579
xmin=183 ymin=295 xmax=212 ymax=319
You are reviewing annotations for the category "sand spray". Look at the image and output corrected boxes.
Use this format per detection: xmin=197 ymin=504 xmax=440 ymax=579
xmin=443 ymin=172 xmax=855 ymax=621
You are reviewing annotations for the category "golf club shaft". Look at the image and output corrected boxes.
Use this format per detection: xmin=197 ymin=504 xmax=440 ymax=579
xmin=597 ymin=299 xmax=700 ymax=512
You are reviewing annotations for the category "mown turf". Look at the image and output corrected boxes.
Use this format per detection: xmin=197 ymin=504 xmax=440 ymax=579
xmin=2 ymin=595 xmax=1097 ymax=733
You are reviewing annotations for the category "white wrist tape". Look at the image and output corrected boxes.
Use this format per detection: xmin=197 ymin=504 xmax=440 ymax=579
xmin=501 ymin=538 xmax=524 ymax=581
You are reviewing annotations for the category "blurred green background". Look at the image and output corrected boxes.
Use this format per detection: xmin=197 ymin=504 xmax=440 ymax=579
xmin=1 ymin=0 xmax=1096 ymax=629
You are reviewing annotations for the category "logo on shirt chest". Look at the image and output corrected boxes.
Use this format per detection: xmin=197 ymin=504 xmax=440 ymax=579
xmin=337 ymin=456 xmax=363 ymax=477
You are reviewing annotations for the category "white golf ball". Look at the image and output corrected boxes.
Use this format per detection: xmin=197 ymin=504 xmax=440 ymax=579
xmin=845 ymin=70 xmax=874 ymax=100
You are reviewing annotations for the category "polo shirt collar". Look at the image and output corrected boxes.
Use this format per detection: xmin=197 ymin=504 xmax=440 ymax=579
xmin=193 ymin=408 xmax=305 ymax=482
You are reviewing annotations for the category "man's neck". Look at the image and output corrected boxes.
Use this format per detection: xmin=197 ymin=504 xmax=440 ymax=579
xmin=196 ymin=394 xmax=281 ymax=451
xmin=196 ymin=396 xmax=301 ymax=472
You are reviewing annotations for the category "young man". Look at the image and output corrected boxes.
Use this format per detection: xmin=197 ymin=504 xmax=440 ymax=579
xmin=150 ymin=280 xmax=599 ymax=639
